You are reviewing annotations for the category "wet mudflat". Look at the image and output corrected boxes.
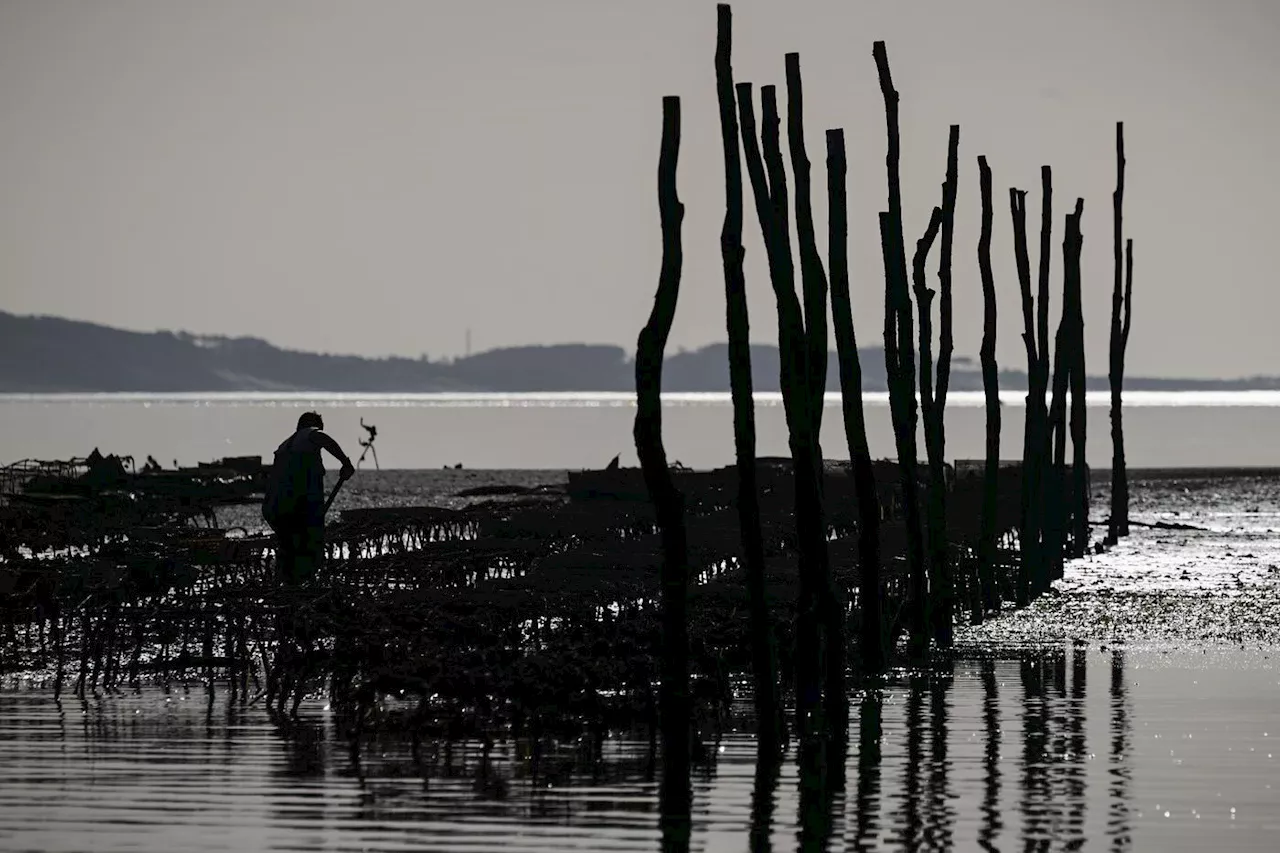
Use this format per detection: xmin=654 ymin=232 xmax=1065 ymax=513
xmin=1 ymin=470 xmax=1278 ymax=852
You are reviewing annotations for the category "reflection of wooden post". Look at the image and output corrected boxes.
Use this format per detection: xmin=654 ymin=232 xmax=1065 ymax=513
xmin=827 ymin=128 xmax=886 ymax=673
xmin=714 ymin=4 xmax=780 ymax=753
xmin=979 ymin=659 xmax=1000 ymax=847
xmin=1109 ymin=122 xmax=1131 ymax=542
xmin=785 ymin=52 xmax=846 ymax=731
xmin=873 ymin=41 xmax=929 ymax=660
xmin=632 ymin=94 xmax=690 ymax=841
xmin=1066 ymin=198 xmax=1089 ymax=559
xmin=976 ymin=157 xmax=1002 ymax=613
xmin=738 ymin=82 xmax=823 ymax=737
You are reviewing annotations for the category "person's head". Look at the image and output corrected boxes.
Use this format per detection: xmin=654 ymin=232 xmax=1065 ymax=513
xmin=297 ymin=411 xmax=324 ymax=431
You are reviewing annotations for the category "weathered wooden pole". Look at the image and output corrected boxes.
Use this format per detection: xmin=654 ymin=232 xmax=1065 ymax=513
xmin=785 ymin=52 xmax=846 ymax=731
xmin=785 ymin=53 xmax=830 ymax=433
xmin=1067 ymin=198 xmax=1089 ymax=559
xmin=1010 ymin=187 xmax=1036 ymax=608
xmin=632 ymin=94 xmax=691 ymax=842
xmin=766 ymin=72 xmax=836 ymax=734
xmin=1045 ymin=309 xmax=1070 ymax=582
xmin=976 ymin=156 xmax=1002 ymax=614
xmin=737 ymin=82 xmax=823 ymax=736
xmin=827 ymin=128 xmax=886 ymax=673
xmin=920 ymin=125 xmax=959 ymax=645
xmin=910 ymin=202 xmax=943 ymax=629
xmin=1109 ymin=122 xmax=1131 ymax=542
xmin=1032 ymin=168 xmax=1054 ymax=594
xmin=872 ymin=41 xmax=929 ymax=659
xmin=714 ymin=3 xmax=781 ymax=754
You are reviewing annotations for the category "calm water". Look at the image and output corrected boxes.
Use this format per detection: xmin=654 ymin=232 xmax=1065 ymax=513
xmin=1 ymin=649 xmax=1277 ymax=852
xmin=6 ymin=391 xmax=1280 ymax=470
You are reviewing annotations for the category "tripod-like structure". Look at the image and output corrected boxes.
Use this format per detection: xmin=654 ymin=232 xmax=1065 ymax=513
xmin=357 ymin=419 xmax=380 ymax=470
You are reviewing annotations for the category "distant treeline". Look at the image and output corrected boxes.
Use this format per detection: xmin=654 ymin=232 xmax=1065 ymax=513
xmin=0 ymin=311 xmax=1272 ymax=393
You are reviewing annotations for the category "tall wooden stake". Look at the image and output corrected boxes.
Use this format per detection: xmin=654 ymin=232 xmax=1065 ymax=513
xmin=1010 ymin=187 xmax=1036 ymax=608
xmin=738 ymin=82 xmax=822 ymax=737
xmin=633 ymin=94 xmax=690 ymax=845
xmin=827 ymin=128 xmax=886 ymax=673
xmin=976 ymin=156 xmax=1002 ymax=614
xmin=1109 ymin=122 xmax=1131 ymax=542
xmin=1066 ymin=198 xmax=1089 ymax=559
xmin=873 ymin=41 xmax=929 ymax=660
xmin=919 ymin=125 xmax=959 ymax=644
xmin=714 ymin=3 xmax=781 ymax=754
xmin=785 ymin=51 xmax=845 ymax=732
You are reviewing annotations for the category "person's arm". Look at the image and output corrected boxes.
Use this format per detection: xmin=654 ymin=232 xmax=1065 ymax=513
xmin=311 ymin=430 xmax=356 ymax=479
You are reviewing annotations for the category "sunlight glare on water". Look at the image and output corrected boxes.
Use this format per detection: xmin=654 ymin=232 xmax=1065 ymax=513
xmin=7 ymin=392 xmax=1280 ymax=469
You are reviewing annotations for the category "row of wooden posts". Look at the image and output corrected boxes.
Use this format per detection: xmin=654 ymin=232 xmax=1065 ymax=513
xmin=632 ymin=3 xmax=1135 ymax=828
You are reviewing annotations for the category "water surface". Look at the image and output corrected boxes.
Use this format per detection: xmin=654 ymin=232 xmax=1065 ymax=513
xmin=6 ymin=391 xmax=1280 ymax=469
xmin=1 ymin=647 xmax=1277 ymax=852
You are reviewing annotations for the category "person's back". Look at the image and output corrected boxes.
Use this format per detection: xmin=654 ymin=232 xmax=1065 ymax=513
xmin=264 ymin=426 xmax=326 ymax=530
xmin=263 ymin=411 xmax=354 ymax=584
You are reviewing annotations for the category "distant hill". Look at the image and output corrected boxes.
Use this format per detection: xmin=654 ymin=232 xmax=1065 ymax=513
xmin=1 ymin=311 xmax=1277 ymax=393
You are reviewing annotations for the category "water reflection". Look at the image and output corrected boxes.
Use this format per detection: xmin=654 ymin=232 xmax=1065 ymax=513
xmin=924 ymin=662 xmax=954 ymax=851
xmin=1109 ymin=649 xmax=1133 ymax=850
xmin=978 ymin=658 xmax=1002 ymax=852
xmin=748 ymin=746 xmax=781 ymax=852
xmin=852 ymin=688 xmax=883 ymax=851
xmin=0 ymin=647 xmax=1149 ymax=852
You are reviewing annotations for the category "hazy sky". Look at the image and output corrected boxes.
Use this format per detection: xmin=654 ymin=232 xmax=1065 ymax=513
xmin=1 ymin=0 xmax=1277 ymax=379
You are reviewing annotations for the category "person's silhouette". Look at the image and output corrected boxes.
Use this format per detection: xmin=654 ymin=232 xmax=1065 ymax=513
xmin=262 ymin=411 xmax=355 ymax=584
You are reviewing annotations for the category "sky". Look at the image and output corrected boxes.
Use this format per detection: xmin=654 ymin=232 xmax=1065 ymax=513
xmin=0 ymin=0 xmax=1277 ymax=379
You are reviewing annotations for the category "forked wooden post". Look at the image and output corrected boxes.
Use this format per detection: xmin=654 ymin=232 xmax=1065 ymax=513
xmin=922 ymin=125 xmax=959 ymax=646
xmin=910 ymin=205 xmax=942 ymax=635
xmin=738 ymin=81 xmax=825 ymax=736
xmin=873 ymin=40 xmax=929 ymax=659
xmin=632 ymin=94 xmax=691 ymax=843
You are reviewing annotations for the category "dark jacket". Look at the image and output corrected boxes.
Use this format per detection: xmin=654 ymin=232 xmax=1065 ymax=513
xmin=262 ymin=427 xmax=326 ymax=529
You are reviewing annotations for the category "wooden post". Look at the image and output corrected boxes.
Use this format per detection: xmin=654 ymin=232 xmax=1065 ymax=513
xmin=1010 ymin=187 xmax=1036 ymax=608
xmin=737 ymin=82 xmax=823 ymax=736
xmin=714 ymin=3 xmax=781 ymax=753
xmin=1109 ymin=122 xmax=1131 ymax=542
xmin=786 ymin=53 xmax=830 ymax=432
xmin=1033 ymin=167 xmax=1054 ymax=592
xmin=910 ymin=203 xmax=943 ymax=630
xmin=785 ymin=51 xmax=846 ymax=732
xmin=632 ymin=94 xmax=691 ymax=843
xmin=827 ymin=128 xmax=886 ymax=673
xmin=976 ymin=157 xmax=1002 ymax=616
xmin=763 ymin=76 xmax=831 ymax=736
xmin=919 ymin=125 xmax=959 ymax=645
xmin=1066 ymin=198 xmax=1088 ymax=559
xmin=873 ymin=41 xmax=929 ymax=660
